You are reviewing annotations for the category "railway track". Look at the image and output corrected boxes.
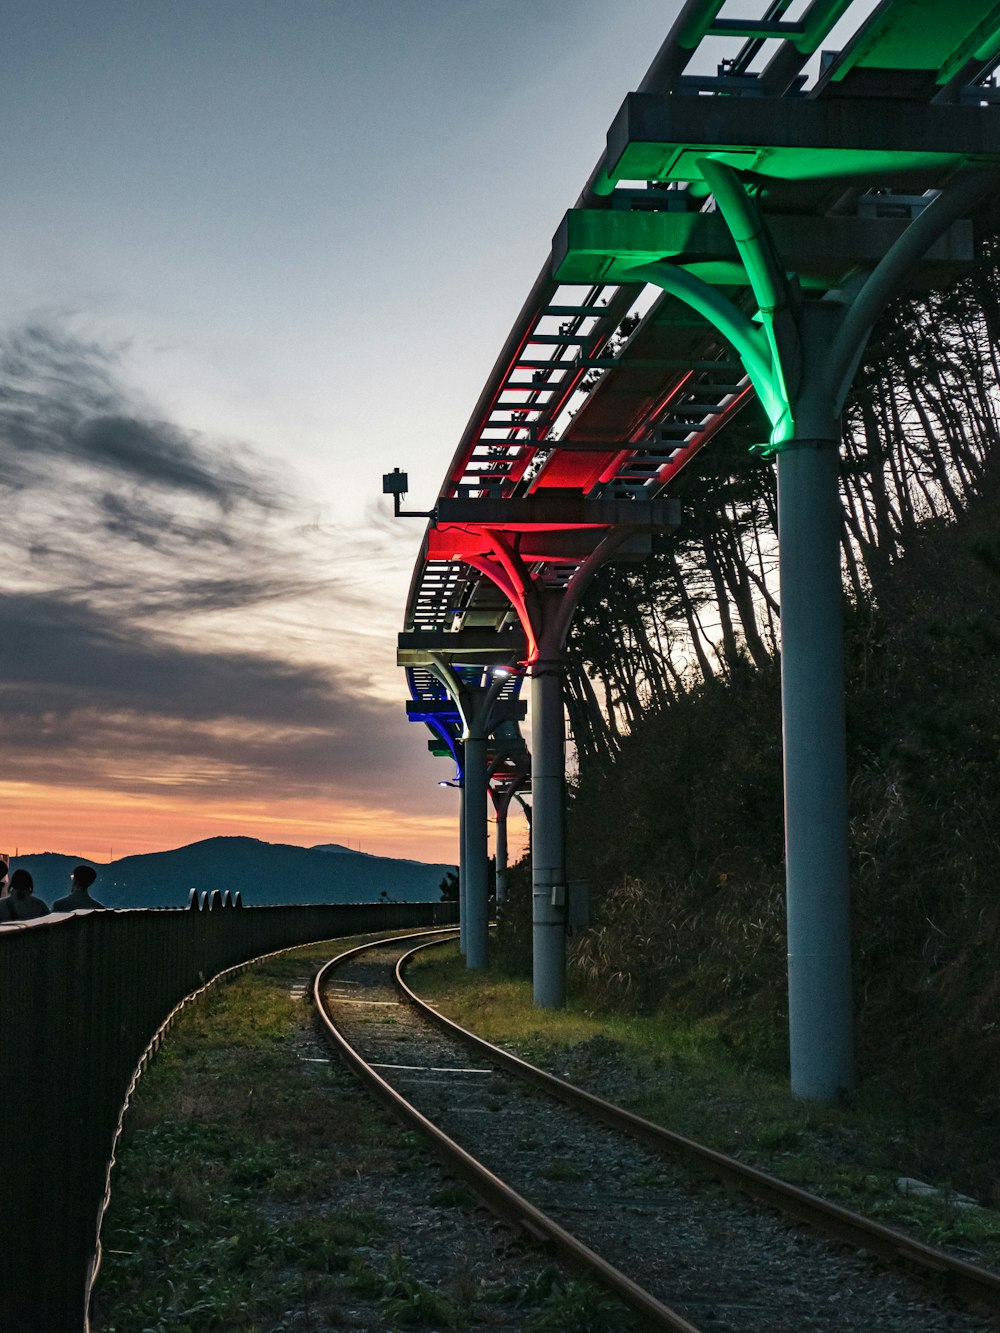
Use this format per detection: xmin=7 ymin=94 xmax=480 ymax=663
xmin=314 ymin=932 xmax=1000 ymax=1332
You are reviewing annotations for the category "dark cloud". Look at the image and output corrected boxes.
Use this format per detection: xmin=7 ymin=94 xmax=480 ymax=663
xmin=0 ymin=589 xmax=409 ymax=799
xmin=75 ymin=416 xmax=232 ymax=503
xmin=0 ymin=321 xmax=329 ymax=615
xmin=0 ymin=592 xmax=332 ymax=724
xmin=0 ymin=324 xmax=286 ymax=508
xmin=0 ymin=319 xmax=418 ymax=808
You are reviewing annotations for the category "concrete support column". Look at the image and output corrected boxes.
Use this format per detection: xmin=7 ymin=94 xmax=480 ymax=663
xmin=463 ymin=733 xmax=489 ymax=969
xmin=777 ymin=438 xmax=854 ymax=1100
xmin=494 ymin=798 xmax=508 ymax=916
xmin=530 ymin=661 xmax=566 ymax=1008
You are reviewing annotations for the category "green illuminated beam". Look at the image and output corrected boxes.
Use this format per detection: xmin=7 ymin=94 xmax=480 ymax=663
xmin=795 ymin=0 xmax=857 ymax=52
xmin=937 ymin=2 xmax=1000 ymax=81
xmin=550 ymin=208 xmax=974 ymax=288
xmin=675 ymin=0 xmax=727 ymax=50
xmin=606 ymin=95 xmax=1000 ymax=188
xmin=830 ymin=0 xmax=1000 ymax=77
xmin=697 ymin=156 xmax=801 ymax=419
xmin=626 ymin=259 xmax=786 ymax=432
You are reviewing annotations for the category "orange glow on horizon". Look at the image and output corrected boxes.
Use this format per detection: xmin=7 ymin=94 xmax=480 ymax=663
xmin=0 ymin=780 xmax=466 ymax=865
xmin=0 ymin=780 xmax=531 ymax=868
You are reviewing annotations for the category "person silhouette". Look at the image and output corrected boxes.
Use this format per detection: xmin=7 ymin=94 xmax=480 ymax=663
xmin=0 ymin=869 xmax=50 ymax=922
xmin=51 ymin=864 xmax=105 ymax=912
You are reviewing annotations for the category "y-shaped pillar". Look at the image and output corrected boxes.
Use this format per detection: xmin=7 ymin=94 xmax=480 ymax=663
xmin=519 ymin=539 xmax=630 ymax=1008
xmin=457 ymin=517 xmax=674 ymax=1006
xmin=632 ymin=163 xmax=993 ymax=1098
xmin=429 ymin=659 xmax=512 ymax=970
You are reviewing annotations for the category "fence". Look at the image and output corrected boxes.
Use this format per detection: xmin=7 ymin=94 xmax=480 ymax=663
xmin=0 ymin=895 xmax=457 ymax=1332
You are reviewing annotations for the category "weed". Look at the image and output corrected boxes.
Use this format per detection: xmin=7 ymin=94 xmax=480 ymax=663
xmin=380 ymin=1281 xmax=461 ymax=1326
xmin=753 ymin=1122 xmax=804 ymax=1152
xmin=348 ymin=1252 xmax=462 ymax=1327
xmin=483 ymin=1267 xmax=627 ymax=1330
xmin=345 ymin=1259 xmax=386 ymax=1298
xmin=526 ymin=1278 xmax=631 ymax=1331
xmin=483 ymin=1264 xmax=564 ymax=1306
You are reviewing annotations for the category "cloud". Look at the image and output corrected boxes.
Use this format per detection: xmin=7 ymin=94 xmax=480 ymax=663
xmin=73 ymin=415 xmax=251 ymax=504
xmin=0 ymin=322 xmax=357 ymax=633
xmin=0 ymin=319 xmax=426 ymax=818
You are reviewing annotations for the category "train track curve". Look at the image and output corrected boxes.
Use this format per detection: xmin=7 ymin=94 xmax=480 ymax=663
xmin=313 ymin=932 xmax=1000 ymax=1332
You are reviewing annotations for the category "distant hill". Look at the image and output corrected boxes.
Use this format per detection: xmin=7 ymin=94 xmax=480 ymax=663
xmin=8 ymin=837 xmax=456 ymax=910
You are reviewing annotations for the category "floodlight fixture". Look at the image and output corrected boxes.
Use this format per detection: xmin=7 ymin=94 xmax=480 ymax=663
xmin=382 ymin=467 xmax=435 ymax=519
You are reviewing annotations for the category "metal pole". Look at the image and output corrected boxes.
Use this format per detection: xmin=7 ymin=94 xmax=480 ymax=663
xmin=494 ymin=799 xmax=508 ymax=916
xmin=777 ymin=436 xmax=854 ymax=1100
xmin=458 ymin=779 xmax=467 ymax=955
xmin=463 ymin=733 xmax=489 ymax=969
xmin=530 ymin=661 xmax=567 ymax=1008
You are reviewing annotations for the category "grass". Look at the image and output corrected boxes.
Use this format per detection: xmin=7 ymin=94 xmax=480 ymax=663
xmin=92 ymin=931 xmax=639 ymax=1332
xmin=408 ymin=942 xmax=1000 ymax=1272
xmin=92 ymin=936 xmax=397 ymax=1332
xmin=483 ymin=1266 xmax=631 ymax=1331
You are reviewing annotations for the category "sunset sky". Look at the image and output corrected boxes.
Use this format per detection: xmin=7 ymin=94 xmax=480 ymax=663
xmin=1 ymin=1 xmax=683 ymax=863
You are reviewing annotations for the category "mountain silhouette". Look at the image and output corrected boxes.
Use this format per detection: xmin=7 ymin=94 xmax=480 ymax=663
xmin=8 ymin=836 xmax=456 ymax=909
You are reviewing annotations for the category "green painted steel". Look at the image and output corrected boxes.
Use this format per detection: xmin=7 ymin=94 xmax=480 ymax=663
xmin=551 ymin=209 xmax=974 ymax=289
xmin=830 ymin=0 xmax=1000 ymax=79
xmin=606 ymin=96 xmax=1000 ymax=189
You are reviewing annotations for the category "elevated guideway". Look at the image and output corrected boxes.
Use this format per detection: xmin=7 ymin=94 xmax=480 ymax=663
xmin=389 ymin=0 xmax=1000 ymax=1099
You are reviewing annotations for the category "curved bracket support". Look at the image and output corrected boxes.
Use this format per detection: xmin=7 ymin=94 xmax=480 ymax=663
xmin=828 ymin=168 xmax=997 ymax=410
xmin=462 ymin=530 xmax=541 ymax=661
xmin=627 ymin=259 xmax=782 ymax=429
xmin=540 ymin=527 xmax=636 ymax=662
xmin=697 ymin=156 xmax=802 ymax=428
xmin=428 ymin=654 xmax=512 ymax=740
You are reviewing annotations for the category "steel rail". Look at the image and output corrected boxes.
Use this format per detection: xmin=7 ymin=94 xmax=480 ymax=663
xmin=396 ymin=938 xmax=1000 ymax=1322
xmin=313 ymin=931 xmax=702 ymax=1332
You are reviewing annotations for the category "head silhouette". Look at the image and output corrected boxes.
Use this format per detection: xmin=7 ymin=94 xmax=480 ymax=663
xmin=72 ymin=864 xmax=97 ymax=891
xmin=9 ymin=869 xmax=34 ymax=898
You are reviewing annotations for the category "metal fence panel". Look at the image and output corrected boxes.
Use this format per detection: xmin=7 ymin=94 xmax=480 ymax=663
xmin=0 ymin=899 xmax=456 ymax=1332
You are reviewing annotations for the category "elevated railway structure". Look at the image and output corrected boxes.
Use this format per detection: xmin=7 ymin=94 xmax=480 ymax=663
xmin=391 ymin=0 xmax=1000 ymax=1100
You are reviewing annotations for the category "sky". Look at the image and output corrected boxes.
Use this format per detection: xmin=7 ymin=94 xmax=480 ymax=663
xmin=0 ymin=0 xmax=687 ymax=862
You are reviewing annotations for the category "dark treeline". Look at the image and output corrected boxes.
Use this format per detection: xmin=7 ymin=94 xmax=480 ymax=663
xmin=566 ymin=239 xmax=1000 ymax=769
xmin=545 ymin=238 xmax=1000 ymax=1139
